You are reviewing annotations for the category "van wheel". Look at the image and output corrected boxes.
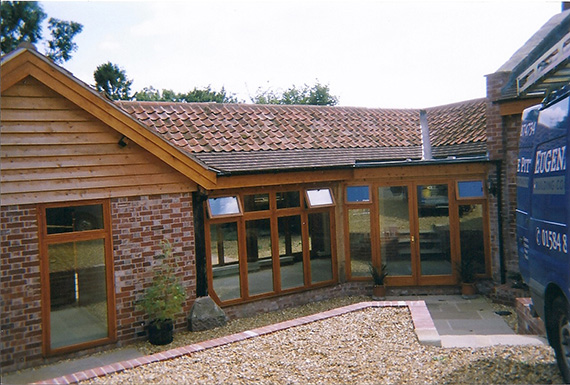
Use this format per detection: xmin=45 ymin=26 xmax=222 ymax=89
xmin=551 ymin=297 xmax=570 ymax=383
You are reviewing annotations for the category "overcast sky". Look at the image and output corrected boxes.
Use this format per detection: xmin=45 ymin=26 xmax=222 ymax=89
xmin=40 ymin=1 xmax=562 ymax=108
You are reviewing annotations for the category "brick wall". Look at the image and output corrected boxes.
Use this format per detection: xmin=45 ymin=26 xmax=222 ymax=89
xmin=486 ymin=71 xmax=524 ymax=281
xmin=111 ymin=193 xmax=196 ymax=343
xmin=1 ymin=192 xmax=196 ymax=373
xmin=1 ymin=205 xmax=42 ymax=372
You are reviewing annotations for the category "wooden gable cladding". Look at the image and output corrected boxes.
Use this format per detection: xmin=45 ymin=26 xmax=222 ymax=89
xmin=1 ymin=77 xmax=197 ymax=206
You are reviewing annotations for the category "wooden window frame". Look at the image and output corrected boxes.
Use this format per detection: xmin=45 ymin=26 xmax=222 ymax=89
xmin=305 ymin=188 xmax=335 ymax=208
xmin=205 ymin=187 xmax=338 ymax=306
xmin=455 ymin=179 xmax=486 ymax=200
xmin=37 ymin=199 xmax=116 ymax=357
xmin=345 ymin=185 xmax=371 ymax=204
xmin=207 ymin=195 xmax=243 ymax=219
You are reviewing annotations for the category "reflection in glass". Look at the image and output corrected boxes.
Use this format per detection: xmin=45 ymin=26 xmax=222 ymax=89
xmin=49 ymin=239 xmax=108 ymax=349
xmin=306 ymin=189 xmax=333 ymax=207
xmin=210 ymin=222 xmax=241 ymax=301
xmin=46 ymin=204 xmax=104 ymax=234
xmin=347 ymin=186 xmax=370 ymax=202
xmin=348 ymin=208 xmax=372 ymax=277
xmin=417 ymin=184 xmax=452 ymax=275
xmin=378 ymin=186 xmax=412 ymax=276
xmin=278 ymin=216 xmax=304 ymax=290
xmin=459 ymin=204 xmax=486 ymax=275
xmin=246 ymin=219 xmax=274 ymax=296
xmin=208 ymin=197 xmax=240 ymax=217
xmin=243 ymin=194 xmax=270 ymax=212
xmin=308 ymin=212 xmax=333 ymax=283
xmin=276 ymin=191 xmax=300 ymax=209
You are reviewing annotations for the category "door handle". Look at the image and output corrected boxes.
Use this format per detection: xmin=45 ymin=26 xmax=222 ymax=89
xmin=411 ymin=235 xmax=415 ymax=242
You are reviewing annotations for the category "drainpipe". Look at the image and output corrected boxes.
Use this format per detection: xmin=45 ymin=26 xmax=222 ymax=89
xmin=420 ymin=109 xmax=432 ymax=160
xmin=192 ymin=190 xmax=209 ymax=297
xmin=496 ymin=161 xmax=506 ymax=284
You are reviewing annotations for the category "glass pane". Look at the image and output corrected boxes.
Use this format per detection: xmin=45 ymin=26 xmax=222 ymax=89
xmin=417 ymin=184 xmax=452 ymax=275
xmin=49 ymin=239 xmax=108 ymax=349
xmin=246 ymin=219 xmax=274 ymax=296
xmin=276 ymin=191 xmax=300 ymax=209
xmin=210 ymin=222 xmax=241 ymax=301
xmin=306 ymin=189 xmax=333 ymax=207
xmin=243 ymin=194 xmax=270 ymax=212
xmin=459 ymin=204 xmax=486 ymax=275
xmin=348 ymin=208 xmax=372 ymax=277
xmin=278 ymin=216 xmax=304 ymax=290
xmin=347 ymin=186 xmax=370 ymax=202
xmin=379 ymin=186 xmax=412 ymax=276
xmin=46 ymin=204 xmax=104 ymax=234
xmin=308 ymin=212 xmax=333 ymax=283
xmin=208 ymin=197 xmax=240 ymax=217
xmin=457 ymin=181 xmax=484 ymax=198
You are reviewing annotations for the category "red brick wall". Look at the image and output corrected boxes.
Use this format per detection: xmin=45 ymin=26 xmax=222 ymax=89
xmin=0 ymin=192 xmax=196 ymax=372
xmin=486 ymin=71 xmax=524 ymax=280
xmin=1 ymin=204 xmax=42 ymax=372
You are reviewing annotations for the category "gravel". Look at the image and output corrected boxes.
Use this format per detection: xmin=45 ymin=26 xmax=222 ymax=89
xmin=80 ymin=300 xmax=563 ymax=385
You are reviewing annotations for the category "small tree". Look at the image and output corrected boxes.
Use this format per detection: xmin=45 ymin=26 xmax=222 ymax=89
xmin=1 ymin=1 xmax=83 ymax=63
xmin=94 ymin=62 xmax=133 ymax=100
xmin=138 ymin=240 xmax=186 ymax=324
xmin=252 ymin=81 xmax=338 ymax=106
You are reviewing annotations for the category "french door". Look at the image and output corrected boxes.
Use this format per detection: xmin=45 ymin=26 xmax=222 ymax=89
xmin=378 ymin=182 xmax=457 ymax=285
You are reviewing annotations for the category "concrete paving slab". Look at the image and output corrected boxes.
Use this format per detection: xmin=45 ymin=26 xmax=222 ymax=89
xmin=441 ymin=334 xmax=548 ymax=348
xmin=2 ymin=348 xmax=143 ymax=385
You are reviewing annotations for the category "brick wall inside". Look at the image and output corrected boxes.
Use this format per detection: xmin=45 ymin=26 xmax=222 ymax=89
xmin=1 ymin=192 xmax=196 ymax=373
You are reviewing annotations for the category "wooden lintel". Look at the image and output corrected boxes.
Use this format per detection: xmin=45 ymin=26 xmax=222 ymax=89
xmin=214 ymin=169 xmax=354 ymax=189
xmin=498 ymin=98 xmax=542 ymax=116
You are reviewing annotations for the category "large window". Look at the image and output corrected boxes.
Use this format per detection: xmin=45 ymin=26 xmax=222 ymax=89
xmin=345 ymin=177 xmax=490 ymax=286
xmin=39 ymin=201 xmax=115 ymax=355
xmin=206 ymin=188 xmax=337 ymax=304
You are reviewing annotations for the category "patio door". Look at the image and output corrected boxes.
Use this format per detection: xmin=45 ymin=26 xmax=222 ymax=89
xmin=378 ymin=183 xmax=455 ymax=285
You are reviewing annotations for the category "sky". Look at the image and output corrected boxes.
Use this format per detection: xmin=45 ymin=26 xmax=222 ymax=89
xmin=38 ymin=1 xmax=563 ymax=108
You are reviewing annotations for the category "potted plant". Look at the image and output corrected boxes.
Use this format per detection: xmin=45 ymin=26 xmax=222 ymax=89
xmin=369 ymin=263 xmax=388 ymax=300
xmin=456 ymin=257 xmax=477 ymax=298
xmin=138 ymin=240 xmax=186 ymax=345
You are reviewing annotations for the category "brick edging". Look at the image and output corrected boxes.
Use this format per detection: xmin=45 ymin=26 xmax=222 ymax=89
xmin=34 ymin=300 xmax=438 ymax=384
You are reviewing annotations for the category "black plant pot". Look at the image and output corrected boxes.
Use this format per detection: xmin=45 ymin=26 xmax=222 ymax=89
xmin=148 ymin=319 xmax=174 ymax=345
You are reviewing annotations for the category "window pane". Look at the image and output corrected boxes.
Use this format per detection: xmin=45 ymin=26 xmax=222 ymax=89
xmin=306 ymin=189 xmax=333 ymax=207
xmin=246 ymin=219 xmax=274 ymax=296
xmin=309 ymin=212 xmax=333 ymax=283
xmin=46 ymin=204 xmax=104 ymax=234
xmin=457 ymin=181 xmax=484 ymax=198
xmin=49 ymin=239 xmax=108 ymax=349
xmin=276 ymin=191 xmax=300 ymax=209
xmin=347 ymin=186 xmax=370 ymax=202
xmin=243 ymin=194 xmax=270 ymax=212
xmin=459 ymin=204 xmax=486 ymax=275
xmin=208 ymin=197 xmax=240 ymax=217
xmin=348 ymin=208 xmax=372 ymax=277
xmin=278 ymin=216 xmax=304 ymax=290
xmin=417 ymin=184 xmax=452 ymax=275
xmin=210 ymin=222 xmax=241 ymax=301
xmin=379 ymin=186 xmax=412 ymax=276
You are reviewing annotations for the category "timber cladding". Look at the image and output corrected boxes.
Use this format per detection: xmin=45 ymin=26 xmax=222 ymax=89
xmin=0 ymin=76 xmax=197 ymax=207
xmin=0 ymin=192 xmax=196 ymax=372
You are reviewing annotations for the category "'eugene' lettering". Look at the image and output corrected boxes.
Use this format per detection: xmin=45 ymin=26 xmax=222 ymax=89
xmin=534 ymin=146 xmax=566 ymax=174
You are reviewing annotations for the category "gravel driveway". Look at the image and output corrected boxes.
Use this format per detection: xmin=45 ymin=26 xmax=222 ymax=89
xmin=81 ymin=307 xmax=562 ymax=384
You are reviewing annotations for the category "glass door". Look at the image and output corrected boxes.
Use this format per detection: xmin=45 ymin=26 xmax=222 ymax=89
xmin=378 ymin=185 xmax=415 ymax=285
xmin=416 ymin=184 xmax=455 ymax=284
xmin=378 ymin=183 xmax=456 ymax=285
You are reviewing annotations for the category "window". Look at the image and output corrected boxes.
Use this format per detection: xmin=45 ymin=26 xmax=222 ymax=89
xmin=457 ymin=180 xmax=485 ymax=199
xmin=306 ymin=188 xmax=334 ymax=208
xmin=39 ymin=201 xmax=115 ymax=355
xmin=206 ymin=187 xmax=336 ymax=304
xmin=346 ymin=186 xmax=370 ymax=203
xmin=208 ymin=196 xmax=241 ymax=218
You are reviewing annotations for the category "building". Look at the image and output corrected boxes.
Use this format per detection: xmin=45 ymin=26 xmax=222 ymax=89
xmin=2 ymin=6 xmax=568 ymax=371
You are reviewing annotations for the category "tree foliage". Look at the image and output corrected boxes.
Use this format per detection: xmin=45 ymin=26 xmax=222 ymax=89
xmin=0 ymin=1 xmax=83 ymax=63
xmin=133 ymin=85 xmax=238 ymax=103
xmin=94 ymin=62 xmax=133 ymax=100
xmin=252 ymin=81 xmax=338 ymax=106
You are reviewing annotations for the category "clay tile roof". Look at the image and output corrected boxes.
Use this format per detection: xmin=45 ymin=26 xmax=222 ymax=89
xmin=116 ymin=99 xmax=486 ymax=173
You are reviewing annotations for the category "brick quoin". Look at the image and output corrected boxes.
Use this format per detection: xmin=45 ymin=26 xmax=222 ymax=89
xmin=1 ymin=192 xmax=196 ymax=373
